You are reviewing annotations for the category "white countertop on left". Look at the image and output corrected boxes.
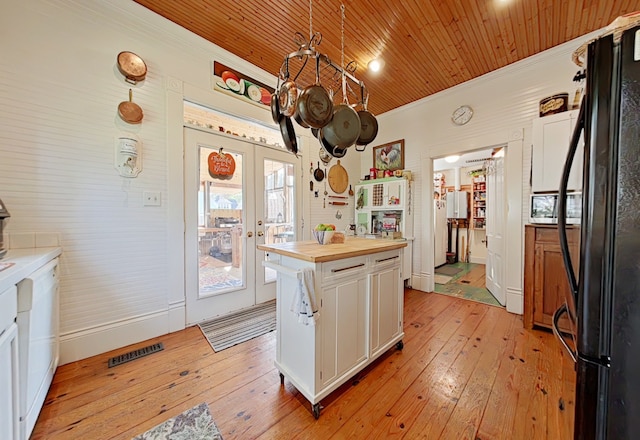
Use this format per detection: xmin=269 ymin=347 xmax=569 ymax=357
xmin=0 ymin=247 xmax=62 ymax=292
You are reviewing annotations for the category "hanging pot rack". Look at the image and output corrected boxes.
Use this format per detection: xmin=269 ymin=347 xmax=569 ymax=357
xmin=274 ymin=2 xmax=378 ymax=158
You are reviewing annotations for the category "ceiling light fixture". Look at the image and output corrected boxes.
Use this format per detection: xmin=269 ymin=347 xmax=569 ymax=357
xmin=273 ymin=2 xmax=378 ymax=159
xmin=444 ymin=155 xmax=460 ymax=163
xmin=368 ymin=59 xmax=383 ymax=73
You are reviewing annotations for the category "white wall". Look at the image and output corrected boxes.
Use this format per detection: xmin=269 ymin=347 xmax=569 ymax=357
xmin=359 ymin=29 xmax=599 ymax=312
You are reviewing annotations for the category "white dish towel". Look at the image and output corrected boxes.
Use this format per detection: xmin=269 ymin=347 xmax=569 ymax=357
xmin=291 ymin=268 xmax=319 ymax=325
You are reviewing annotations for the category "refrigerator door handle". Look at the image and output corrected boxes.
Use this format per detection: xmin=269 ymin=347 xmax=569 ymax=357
xmin=552 ymin=304 xmax=577 ymax=363
xmin=557 ymin=102 xmax=585 ymax=302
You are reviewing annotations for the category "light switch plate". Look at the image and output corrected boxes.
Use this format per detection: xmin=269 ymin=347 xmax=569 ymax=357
xmin=143 ymin=191 xmax=161 ymax=206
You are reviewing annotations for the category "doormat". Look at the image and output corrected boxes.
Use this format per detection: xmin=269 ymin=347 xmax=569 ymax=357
xmin=435 ymin=265 xmax=462 ymax=276
xmin=434 ymin=274 xmax=453 ymax=285
xmin=132 ymin=402 xmax=223 ymax=440
xmin=199 ymin=266 xmax=243 ymax=292
xmin=198 ymin=300 xmax=276 ymax=352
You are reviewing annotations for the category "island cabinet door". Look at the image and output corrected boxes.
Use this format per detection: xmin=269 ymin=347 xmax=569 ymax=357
xmin=369 ymin=261 xmax=402 ymax=358
xmin=319 ymin=277 xmax=368 ymax=389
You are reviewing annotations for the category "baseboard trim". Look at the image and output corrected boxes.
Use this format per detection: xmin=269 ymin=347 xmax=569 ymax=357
xmin=469 ymin=256 xmax=486 ymax=264
xmin=506 ymin=289 xmax=523 ymax=315
xmin=410 ymin=274 xmax=430 ymax=292
xmin=59 ymin=311 xmax=176 ymax=365
xmin=168 ymin=301 xmax=186 ymax=333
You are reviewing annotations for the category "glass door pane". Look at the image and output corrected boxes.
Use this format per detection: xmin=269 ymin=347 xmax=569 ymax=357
xmin=198 ymin=147 xmax=245 ymax=294
xmin=254 ymin=147 xmax=300 ymax=303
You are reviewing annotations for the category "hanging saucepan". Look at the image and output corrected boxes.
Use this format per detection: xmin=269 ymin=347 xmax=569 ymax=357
xmin=321 ymin=103 xmax=360 ymax=150
xmin=116 ymin=51 xmax=147 ymax=84
xmin=356 ymin=86 xmax=378 ymax=147
xmin=271 ymin=93 xmax=282 ymax=124
xmin=279 ymin=116 xmax=298 ymax=156
xmin=271 ymin=77 xmax=282 ymax=124
xmin=118 ymin=89 xmax=143 ymax=124
xmin=278 ymin=58 xmax=297 ymax=117
xmin=294 ymin=56 xmax=333 ymax=129
xmin=313 ymin=161 xmax=325 ymax=181
xmin=319 ymin=129 xmax=347 ymax=158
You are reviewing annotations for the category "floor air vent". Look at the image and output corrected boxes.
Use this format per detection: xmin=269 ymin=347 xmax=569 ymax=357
xmin=108 ymin=342 xmax=164 ymax=368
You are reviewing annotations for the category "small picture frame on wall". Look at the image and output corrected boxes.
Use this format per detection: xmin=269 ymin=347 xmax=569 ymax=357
xmin=373 ymin=139 xmax=404 ymax=171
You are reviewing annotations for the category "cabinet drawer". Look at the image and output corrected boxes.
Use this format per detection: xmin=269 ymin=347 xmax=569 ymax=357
xmin=0 ymin=286 xmax=17 ymax=332
xmin=369 ymin=249 xmax=401 ymax=270
xmin=534 ymin=226 xmax=578 ymax=244
xmin=320 ymin=255 xmax=367 ymax=285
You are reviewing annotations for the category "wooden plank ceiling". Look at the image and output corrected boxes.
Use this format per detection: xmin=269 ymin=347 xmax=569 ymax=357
xmin=133 ymin=0 xmax=635 ymax=115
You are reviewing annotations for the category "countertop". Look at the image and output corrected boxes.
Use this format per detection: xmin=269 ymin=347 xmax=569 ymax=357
xmin=257 ymin=237 xmax=407 ymax=263
xmin=0 ymin=247 xmax=62 ymax=292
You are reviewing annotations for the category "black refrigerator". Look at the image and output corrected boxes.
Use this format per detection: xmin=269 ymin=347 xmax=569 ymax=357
xmin=554 ymin=25 xmax=640 ymax=440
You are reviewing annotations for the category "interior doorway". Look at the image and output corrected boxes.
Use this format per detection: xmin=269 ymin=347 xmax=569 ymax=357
xmin=432 ymin=147 xmax=505 ymax=306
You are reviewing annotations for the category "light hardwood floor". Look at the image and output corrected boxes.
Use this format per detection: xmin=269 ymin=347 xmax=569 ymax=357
xmin=31 ymin=289 xmax=576 ymax=439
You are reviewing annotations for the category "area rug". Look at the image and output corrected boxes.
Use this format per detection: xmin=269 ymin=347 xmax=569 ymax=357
xmin=435 ymin=265 xmax=463 ymax=276
xmin=434 ymin=274 xmax=453 ymax=285
xmin=199 ymin=266 xmax=242 ymax=292
xmin=132 ymin=402 xmax=223 ymax=440
xmin=198 ymin=300 xmax=276 ymax=352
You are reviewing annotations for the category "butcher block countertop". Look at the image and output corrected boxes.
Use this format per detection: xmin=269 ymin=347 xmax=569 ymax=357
xmin=257 ymin=237 xmax=407 ymax=263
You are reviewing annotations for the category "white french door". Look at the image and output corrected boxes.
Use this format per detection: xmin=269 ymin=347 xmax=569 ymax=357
xmin=184 ymin=127 xmax=300 ymax=325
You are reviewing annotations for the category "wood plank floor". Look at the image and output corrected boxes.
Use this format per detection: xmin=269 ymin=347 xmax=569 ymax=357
xmin=31 ymin=289 xmax=576 ymax=439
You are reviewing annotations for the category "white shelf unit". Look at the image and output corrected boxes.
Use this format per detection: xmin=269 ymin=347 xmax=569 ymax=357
xmin=354 ymin=178 xmax=414 ymax=283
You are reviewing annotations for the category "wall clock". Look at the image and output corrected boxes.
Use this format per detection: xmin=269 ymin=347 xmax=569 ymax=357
xmin=452 ymin=105 xmax=473 ymax=126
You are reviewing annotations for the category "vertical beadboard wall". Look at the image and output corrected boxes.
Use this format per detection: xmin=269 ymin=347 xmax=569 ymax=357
xmin=0 ymin=0 xmax=291 ymax=363
xmin=360 ymin=29 xmax=600 ymax=310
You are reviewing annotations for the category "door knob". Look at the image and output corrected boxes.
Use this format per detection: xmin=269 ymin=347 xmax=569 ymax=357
xmin=257 ymin=220 xmax=263 ymax=226
xmin=257 ymin=231 xmax=264 ymax=237
xmin=247 ymin=231 xmax=253 ymax=237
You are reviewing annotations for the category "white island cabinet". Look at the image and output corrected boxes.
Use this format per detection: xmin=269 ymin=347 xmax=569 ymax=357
xmin=258 ymin=238 xmax=406 ymax=418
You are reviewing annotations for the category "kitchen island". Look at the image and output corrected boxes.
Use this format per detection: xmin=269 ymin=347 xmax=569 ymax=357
xmin=257 ymin=237 xmax=407 ymax=418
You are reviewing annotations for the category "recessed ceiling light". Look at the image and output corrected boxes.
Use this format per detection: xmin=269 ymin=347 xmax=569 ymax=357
xmin=368 ymin=59 xmax=383 ymax=72
xmin=444 ymin=155 xmax=460 ymax=163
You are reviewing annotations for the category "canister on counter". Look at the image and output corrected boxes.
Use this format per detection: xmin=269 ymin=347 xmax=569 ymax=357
xmin=370 ymin=167 xmax=377 ymax=179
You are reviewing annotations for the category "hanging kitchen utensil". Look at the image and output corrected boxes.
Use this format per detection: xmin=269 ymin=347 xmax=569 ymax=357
xmin=118 ymin=89 xmax=143 ymax=124
xmin=313 ymin=161 xmax=325 ymax=181
xmin=348 ymin=185 xmax=354 ymax=196
xmin=278 ymin=58 xmax=297 ymax=117
xmin=356 ymin=85 xmax=379 ymax=147
xmin=324 ymin=174 xmax=328 ymax=196
xmin=310 ymin=180 xmax=314 ymax=191
xmin=319 ymin=144 xmax=332 ymax=164
xmin=295 ymin=55 xmax=333 ymax=129
xmin=279 ymin=116 xmax=298 ymax=155
xmin=328 ymin=159 xmax=349 ymax=194
xmin=329 ymin=201 xmax=348 ymax=206
xmin=271 ymin=93 xmax=282 ymax=124
xmin=116 ymin=51 xmax=147 ymax=84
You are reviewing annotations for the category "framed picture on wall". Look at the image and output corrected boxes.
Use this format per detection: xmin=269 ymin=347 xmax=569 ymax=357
xmin=373 ymin=139 xmax=404 ymax=171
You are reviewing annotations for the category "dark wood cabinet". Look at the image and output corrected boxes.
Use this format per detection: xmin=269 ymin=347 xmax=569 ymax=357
xmin=524 ymin=224 xmax=579 ymax=332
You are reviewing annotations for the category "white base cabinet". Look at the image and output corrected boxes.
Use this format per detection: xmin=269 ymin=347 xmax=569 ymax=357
xmin=0 ymin=286 xmax=19 ymax=440
xmin=268 ymin=248 xmax=404 ymax=418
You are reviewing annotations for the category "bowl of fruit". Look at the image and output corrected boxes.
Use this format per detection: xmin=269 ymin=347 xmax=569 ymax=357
xmin=313 ymin=224 xmax=336 ymax=245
